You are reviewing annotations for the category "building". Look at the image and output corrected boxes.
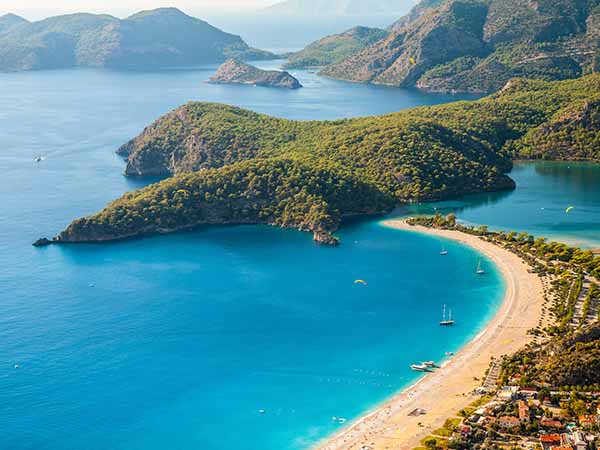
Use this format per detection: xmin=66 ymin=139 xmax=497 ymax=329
xmin=579 ymin=415 xmax=596 ymax=429
xmin=550 ymin=446 xmax=573 ymax=450
xmin=568 ymin=431 xmax=588 ymax=450
xmin=498 ymin=415 xmax=521 ymax=431
xmin=519 ymin=400 xmax=530 ymax=423
xmin=499 ymin=386 xmax=519 ymax=400
xmin=541 ymin=418 xmax=564 ymax=430
xmin=456 ymin=424 xmax=472 ymax=436
xmin=540 ymin=434 xmax=563 ymax=450
xmin=520 ymin=386 xmax=539 ymax=398
xmin=510 ymin=374 xmax=523 ymax=385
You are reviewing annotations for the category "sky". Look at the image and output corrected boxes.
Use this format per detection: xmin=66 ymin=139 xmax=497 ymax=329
xmin=1 ymin=0 xmax=280 ymax=20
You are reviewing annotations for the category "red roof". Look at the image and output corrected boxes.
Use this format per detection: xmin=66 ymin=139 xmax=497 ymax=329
xmin=520 ymin=386 xmax=538 ymax=392
xmin=540 ymin=434 xmax=562 ymax=443
xmin=499 ymin=416 xmax=520 ymax=425
xmin=541 ymin=419 xmax=563 ymax=428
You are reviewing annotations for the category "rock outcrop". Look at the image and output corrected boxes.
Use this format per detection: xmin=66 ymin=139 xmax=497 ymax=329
xmin=209 ymin=60 xmax=302 ymax=89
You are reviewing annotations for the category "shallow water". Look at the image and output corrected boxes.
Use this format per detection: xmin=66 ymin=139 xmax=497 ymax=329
xmin=397 ymin=162 xmax=600 ymax=249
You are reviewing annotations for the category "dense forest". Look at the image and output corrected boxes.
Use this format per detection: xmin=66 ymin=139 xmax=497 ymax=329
xmin=49 ymin=74 xmax=600 ymax=246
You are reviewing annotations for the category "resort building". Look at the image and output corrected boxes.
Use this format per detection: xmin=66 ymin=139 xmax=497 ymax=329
xmin=541 ymin=418 xmax=564 ymax=430
xmin=539 ymin=434 xmax=563 ymax=450
xmin=499 ymin=386 xmax=519 ymax=400
xmin=550 ymin=445 xmax=573 ymax=450
xmin=567 ymin=431 xmax=588 ymax=450
xmin=578 ymin=415 xmax=596 ymax=429
xmin=518 ymin=400 xmax=530 ymax=423
xmin=498 ymin=416 xmax=521 ymax=431
xmin=519 ymin=386 xmax=539 ymax=398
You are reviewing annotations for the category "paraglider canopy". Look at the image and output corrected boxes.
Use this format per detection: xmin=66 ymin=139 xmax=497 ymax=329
xmin=354 ymin=280 xmax=367 ymax=285
xmin=566 ymin=206 xmax=575 ymax=213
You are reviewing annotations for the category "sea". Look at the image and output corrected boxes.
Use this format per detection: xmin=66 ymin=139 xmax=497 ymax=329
xmin=0 ymin=58 xmax=598 ymax=450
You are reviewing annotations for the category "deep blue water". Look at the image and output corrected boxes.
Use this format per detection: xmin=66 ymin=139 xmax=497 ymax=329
xmin=0 ymin=64 xmax=596 ymax=450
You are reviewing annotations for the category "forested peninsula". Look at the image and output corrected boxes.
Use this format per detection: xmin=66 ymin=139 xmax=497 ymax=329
xmin=41 ymin=75 xmax=600 ymax=246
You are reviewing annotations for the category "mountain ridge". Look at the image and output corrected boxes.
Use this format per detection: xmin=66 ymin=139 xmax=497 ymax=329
xmin=320 ymin=0 xmax=600 ymax=93
xmin=0 ymin=8 xmax=275 ymax=71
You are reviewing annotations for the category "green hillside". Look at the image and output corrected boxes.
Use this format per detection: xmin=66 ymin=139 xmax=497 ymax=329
xmin=284 ymin=26 xmax=388 ymax=69
xmin=51 ymin=75 xmax=600 ymax=245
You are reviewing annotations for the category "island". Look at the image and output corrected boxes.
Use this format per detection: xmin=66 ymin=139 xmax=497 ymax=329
xmin=208 ymin=59 xmax=302 ymax=89
xmin=33 ymin=74 xmax=600 ymax=247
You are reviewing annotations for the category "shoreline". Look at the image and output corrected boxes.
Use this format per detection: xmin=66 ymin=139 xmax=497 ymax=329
xmin=313 ymin=219 xmax=544 ymax=450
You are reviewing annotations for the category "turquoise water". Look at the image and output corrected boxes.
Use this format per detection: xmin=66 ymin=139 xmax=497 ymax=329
xmin=396 ymin=162 xmax=600 ymax=249
xmin=1 ymin=223 xmax=503 ymax=450
xmin=0 ymin=65 xmax=596 ymax=450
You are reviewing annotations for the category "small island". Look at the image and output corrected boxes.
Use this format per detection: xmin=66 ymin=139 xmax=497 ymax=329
xmin=208 ymin=59 xmax=302 ymax=89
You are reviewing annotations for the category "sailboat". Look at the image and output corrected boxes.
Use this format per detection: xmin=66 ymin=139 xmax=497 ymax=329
xmin=476 ymin=260 xmax=485 ymax=275
xmin=440 ymin=304 xmax=455 ymax=326
xmin=440 ymin=246 xmax=448 ymax=256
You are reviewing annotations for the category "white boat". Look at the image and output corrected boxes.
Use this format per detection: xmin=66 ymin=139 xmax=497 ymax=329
xmin=476 ymin=260 xmax=485 ymax=275
xmin=422 ymin=361 xmax=437 ymax=367
xmin=410 ymin=364 xmax=430 ymax=372
xmin=440 ymin=246 xmax=448 ymax=256
xmin=440 ymin=304 xmax=455 ymax=326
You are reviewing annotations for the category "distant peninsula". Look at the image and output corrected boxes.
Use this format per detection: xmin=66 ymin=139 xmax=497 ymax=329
xmin=35 ymin=75 xmax=600 ymax=247
xmin=284 ymin=26 xmax=388 ymax=69
xmin=209 ymin=60 xmax=302 ymax=89
xmin=0 ymin=8 xmax=275 ymax=72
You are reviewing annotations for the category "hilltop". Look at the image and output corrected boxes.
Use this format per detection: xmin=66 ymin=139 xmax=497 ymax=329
xmin=320 ymin=0 xmax=600 ymax=93
xmin=41 ymin=75 xmax=600 ymax=246
xmin=0 ymin=8 xmax=275 ymax=71
xmin=284 ymin=26 xmax=388 ymax=69
xmin=0 ymin=13 xmax=28 ymax=34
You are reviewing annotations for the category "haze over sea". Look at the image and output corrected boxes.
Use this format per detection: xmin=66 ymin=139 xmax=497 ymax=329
xmin=0 ymin=58 xmax=598 ymax=450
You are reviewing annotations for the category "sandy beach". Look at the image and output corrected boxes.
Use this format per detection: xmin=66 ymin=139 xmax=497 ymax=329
xmin=313 ymin=220 xmax=545 ymax=450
